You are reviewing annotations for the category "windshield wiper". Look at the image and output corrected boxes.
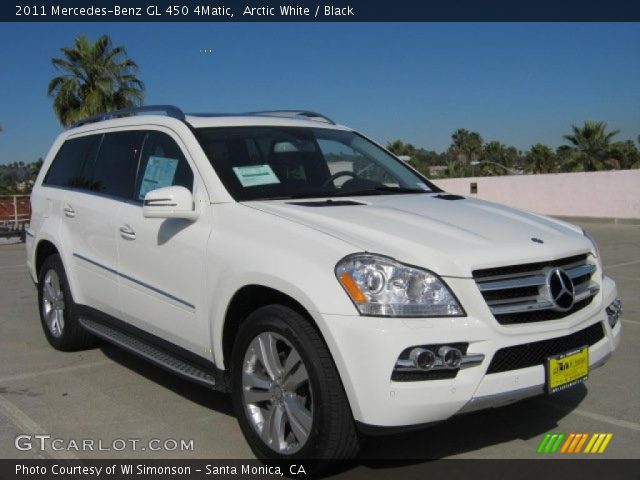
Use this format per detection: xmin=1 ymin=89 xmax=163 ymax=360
xmin=328 ymin=186 xmax=429 ymax=197
xmin=256 ymin=186 xmax=428 ymax=201
xmin=372 ymin=186 xmax=430 ymax=193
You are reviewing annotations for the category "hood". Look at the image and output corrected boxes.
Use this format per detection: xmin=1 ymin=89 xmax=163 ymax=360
xmin=244 ymin=194 xmax=593 ymax=277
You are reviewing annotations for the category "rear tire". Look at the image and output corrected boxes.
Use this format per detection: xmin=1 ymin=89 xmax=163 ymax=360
xmin=230 ymin=304 xmax=360 ymax=462
xmin=37 ymin=254 xmax=95 ymax=351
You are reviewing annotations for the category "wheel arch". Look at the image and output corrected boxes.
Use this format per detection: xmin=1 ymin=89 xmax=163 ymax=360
xmin=33 ymin=237 xmax=81 ymax=303
xmin=35 ymin=239 xmax=60 ymax=279
xmin=220 ymin=284 xmax=321 ymax=370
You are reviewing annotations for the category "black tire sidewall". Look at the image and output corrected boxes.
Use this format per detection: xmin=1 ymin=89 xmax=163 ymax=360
xmin=230 ymin=305 xmax=345 ymax=460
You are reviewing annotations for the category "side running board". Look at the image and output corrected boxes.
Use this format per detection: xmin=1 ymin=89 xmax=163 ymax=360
xmin=79 ymin=316 xmax=228 ymax=392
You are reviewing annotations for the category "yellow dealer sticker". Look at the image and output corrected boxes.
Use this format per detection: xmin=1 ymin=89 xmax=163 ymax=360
xmin=546 ymin=346 xmax=589 ymax=394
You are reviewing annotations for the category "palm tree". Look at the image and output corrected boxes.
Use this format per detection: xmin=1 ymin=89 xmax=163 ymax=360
xmin=525 ymin=144 xmax=556 ymax=174
xmin=562 ymin=121 xmax=620 ymax=171
xmin=450 ymin=128 xmax=483 ymax=164
xmin=48 ymin=35 xmax=144 ymax=126
xmin=387 ymin=139 xmax=416 ymax=156
xmin=480 ymin=141 xmax=519 ymax=176
xmin=609 ymin=140 xmax=640 ymax=170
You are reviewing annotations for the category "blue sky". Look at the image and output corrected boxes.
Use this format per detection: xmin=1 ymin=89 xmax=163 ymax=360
xmin=0 ymin=22 xmax=639 ymax=164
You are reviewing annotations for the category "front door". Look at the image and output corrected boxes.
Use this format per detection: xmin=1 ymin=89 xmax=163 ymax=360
xmin=116 ymin=128 xmax=211 ymax=356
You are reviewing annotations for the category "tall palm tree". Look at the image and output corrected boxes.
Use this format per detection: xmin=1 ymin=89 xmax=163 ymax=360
xmin=387 ymin=139 xmax=416 ymax=156
xmin=562 ymin=121 xmax=620 ymax=171
xmin=480 ymin=141 xmax=519 ymax=176
xmin=450 ymin=128 xmax=483 ymax=164
xmin=525 ymin=144 xmax=556 ymax=174
xmin=48 ymin=35 xmax=145 ymax=126
xmin=609 ymin=140 xmax=640 ymax=170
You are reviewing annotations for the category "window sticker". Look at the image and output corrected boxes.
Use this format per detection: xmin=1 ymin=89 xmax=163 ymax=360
xmin=139 ymin=156 xmax=179 ymax=200
xmin=416 ymin=182 xmax=431 ymax=191
xmin=233 ymin=165 xmax=280 ymax=187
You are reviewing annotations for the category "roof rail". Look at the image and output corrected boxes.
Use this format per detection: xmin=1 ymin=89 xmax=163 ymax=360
xmin=245 ymin=110 xmax=336 ymax=125
xmin=69 ymin=105 xmax=185 ymax=129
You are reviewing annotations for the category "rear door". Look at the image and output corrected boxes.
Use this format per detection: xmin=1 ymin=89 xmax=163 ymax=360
xmin=41 ymin=133 xmax=121 ymax=316
xmin=62 ymin=130 xmax=144 ymax=318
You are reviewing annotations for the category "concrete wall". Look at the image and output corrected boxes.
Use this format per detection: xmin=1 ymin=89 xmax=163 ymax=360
xmin=434 ymin=169 xmax=640 ymax=220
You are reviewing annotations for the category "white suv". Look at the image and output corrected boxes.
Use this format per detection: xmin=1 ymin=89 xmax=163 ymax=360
xmin=26 ymin=106 xmax=622 ymax=460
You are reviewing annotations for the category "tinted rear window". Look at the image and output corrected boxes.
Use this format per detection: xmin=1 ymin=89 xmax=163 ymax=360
xmin=81 ymin=131 xmax=144 ymax=199
xmin=44 ymin=136 xmax=100 ymax=187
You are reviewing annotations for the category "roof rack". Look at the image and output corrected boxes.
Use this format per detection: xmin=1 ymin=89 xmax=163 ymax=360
xmin=69 ymin=105 xmax=185 ymax=129
xmin=244 ymin=110 xmax=336 ymax=125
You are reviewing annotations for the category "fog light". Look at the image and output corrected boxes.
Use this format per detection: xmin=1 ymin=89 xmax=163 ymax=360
xmin=410 ymin=348 xmax=436 ymax=370
xmin=606 ymin=298 xmax=622 ymax=328
xmin=438 ymin=346 xmax=462 ymax=368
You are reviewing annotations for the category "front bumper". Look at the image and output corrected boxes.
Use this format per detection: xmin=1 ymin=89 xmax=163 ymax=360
xmin=317 ymin=275 xmax=621 ymax=429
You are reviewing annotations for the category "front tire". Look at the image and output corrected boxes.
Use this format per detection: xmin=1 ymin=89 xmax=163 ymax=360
xmin=230 ymin=305 xmax=360 ymax=461
xmin=37 ymin=254 xmax=94 ymax=351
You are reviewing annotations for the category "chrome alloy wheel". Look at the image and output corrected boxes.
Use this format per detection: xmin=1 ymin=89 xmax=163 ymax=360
xmin=242 ymin=332 xmax=313 ymax=454
xmin=42 ymin=269 xmax=65 ymax=338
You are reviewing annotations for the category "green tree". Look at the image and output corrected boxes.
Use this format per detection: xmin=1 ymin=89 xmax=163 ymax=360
xmin=525 ymin=144 xmax=556 ymax=174
xmin=450 ymin=128 xmax=483 ymax=165
xmin=30 ymin=158 xmax=44 ymax=181
xmin=387 ymin=139 xmax=416 ymax=156
xmin=48 ymin=35 xmax=145 ymax=126
xmin=562 ymin=121 xmax=620 ymax=171
xmin=479 ymin=141 xmax=519 ymax=175
xmin=609 ymin=140 xmax=640 ymax=169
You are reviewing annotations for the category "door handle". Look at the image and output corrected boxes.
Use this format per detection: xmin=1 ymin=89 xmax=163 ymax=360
xmin=119 ymin=225 xmax=136 ymax=240
xmin=63 ymin=205 xmax=75 ymax=218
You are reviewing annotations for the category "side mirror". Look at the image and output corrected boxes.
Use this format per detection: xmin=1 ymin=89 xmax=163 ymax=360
xmin=143 ymin=186 xmax=199 ymax=221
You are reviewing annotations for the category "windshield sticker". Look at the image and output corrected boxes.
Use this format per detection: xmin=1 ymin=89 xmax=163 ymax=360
xmin=233 ymin=165 xmax=280 ymax=187
xmin=139 ymin=156 xmax=179 ymax=199
xmin=416 ymin=182 xmax=431 ymax=191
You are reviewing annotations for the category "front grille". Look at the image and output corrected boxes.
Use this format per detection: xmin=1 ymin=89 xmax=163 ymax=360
xmin=487 ymin=322 xmax=605 ymax=374
xmin=473 ymin=254 xmax=600 ymax=325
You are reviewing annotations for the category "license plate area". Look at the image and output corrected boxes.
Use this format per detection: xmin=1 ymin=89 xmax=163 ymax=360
xmin=546 ymin=346 xmax=589 ymax=394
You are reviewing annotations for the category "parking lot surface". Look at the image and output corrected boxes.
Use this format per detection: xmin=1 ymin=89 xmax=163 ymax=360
xmin=0 ymin=222 xmax=638 ymax=466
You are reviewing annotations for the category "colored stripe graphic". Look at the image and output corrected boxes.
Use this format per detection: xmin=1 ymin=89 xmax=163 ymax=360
xmin=574 ymin=433 xmax=588 ymax=453
xmin=584 ymin=434 xmax=598 ymax=453
xmin=540 ymin=433 xmax=613 ymax=454
xmin=550 ymin=433 xmax=565 ymax=453
xmin=537 ymin=433 xmax=566 ymax=453
xmin=598 ymin=433 xmax=613 ymax=453
xmin=560 ymin=433 xmax=575 ymax=453
xmin=584 ymin=433 xmax=613 ymax=454
xmin=537 ymin=434 xmax=552 ymax=453
xmin=567 ymin=434 xmax=582 ymax=453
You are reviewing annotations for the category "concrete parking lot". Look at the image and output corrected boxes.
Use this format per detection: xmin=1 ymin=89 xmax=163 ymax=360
xmin=0 ymin=222 xmax=638 ymax=468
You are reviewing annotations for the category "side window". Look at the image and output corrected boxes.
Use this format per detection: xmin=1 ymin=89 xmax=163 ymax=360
xmin=43 ymin=136 xmax=100 ymax=187
xmin=82 ymin=131 xmax=144 ymax=199
xmin=136 ymin=131 xmax=194 ymax=200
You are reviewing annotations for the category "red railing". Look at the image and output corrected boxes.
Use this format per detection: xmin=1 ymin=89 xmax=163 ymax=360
xmin=0 ymin=195 xmax=31 ymax=230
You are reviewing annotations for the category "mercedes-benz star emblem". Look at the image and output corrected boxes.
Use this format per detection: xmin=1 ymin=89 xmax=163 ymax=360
xmin=547 ymin=268 xmax=575 ymax=312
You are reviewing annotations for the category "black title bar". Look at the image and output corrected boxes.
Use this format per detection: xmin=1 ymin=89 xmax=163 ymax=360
xmin=5 ymin=0 xmax=640 ymax=22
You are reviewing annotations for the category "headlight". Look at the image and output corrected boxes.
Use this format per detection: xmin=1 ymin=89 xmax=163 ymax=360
xmin=582 ymin=228 xmax=603 ymax=280
xmin=582 ymin=228 xmax=600 ymax=259
xmin=335 ymin=253 xmax=464 ymax=317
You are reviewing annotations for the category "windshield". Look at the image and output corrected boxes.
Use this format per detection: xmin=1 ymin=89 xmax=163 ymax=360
xmin=195 ymin=126 xmax=441 ymax=201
